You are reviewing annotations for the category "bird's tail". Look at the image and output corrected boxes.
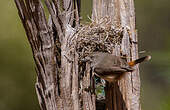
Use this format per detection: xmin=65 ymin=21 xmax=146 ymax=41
xmin=128 ymin=56 xmax=151 ymax=67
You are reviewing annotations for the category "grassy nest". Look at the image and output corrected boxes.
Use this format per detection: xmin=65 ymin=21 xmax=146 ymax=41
xmin=70 ymin=17 xmax=124 ymax=59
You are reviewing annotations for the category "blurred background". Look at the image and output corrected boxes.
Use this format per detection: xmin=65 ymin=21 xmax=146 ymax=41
xmin=0 ymin=0 xmax=170 ymax=110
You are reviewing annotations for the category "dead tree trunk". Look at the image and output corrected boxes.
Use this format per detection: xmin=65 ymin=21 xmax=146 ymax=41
xmin=92 ymin=0 xmax=141 ymax=110
xmin=14 ymin=0 xmax=140 ymax=110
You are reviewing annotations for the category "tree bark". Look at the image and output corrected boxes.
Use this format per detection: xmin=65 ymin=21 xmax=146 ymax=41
xmin=14 ymin=0 xmax=140 ymax=110
xmin=92 ymin=0 xmax=141 ymax=110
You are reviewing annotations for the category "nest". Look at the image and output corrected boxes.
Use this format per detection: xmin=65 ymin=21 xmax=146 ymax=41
xmin=69 ymin=17 xmax=124 ymax=59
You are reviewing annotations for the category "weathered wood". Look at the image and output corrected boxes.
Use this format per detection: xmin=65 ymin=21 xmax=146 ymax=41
xmin=15 ymin=0 xmax=95 ymax=110
xmin=92 ymin=0 xmax=140 ymax=110
xmin=15 ymin=0 xmax=140 ymax=110
xmin=15 ymin=0 xmax=59 ymax=109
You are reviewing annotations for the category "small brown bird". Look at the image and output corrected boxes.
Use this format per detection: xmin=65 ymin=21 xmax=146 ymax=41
xmin=84 ymin=52 xmax=151 ymax=82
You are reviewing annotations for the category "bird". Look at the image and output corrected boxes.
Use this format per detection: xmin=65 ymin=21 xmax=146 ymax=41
xmin=84 ymin=52 xmax=151 ymax=82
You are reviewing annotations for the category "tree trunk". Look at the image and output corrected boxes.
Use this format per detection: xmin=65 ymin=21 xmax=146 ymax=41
xmin=92 ymin=0 xmax=141 ymax=110
xmin=14 ymin=0 xmax=140 ymax=110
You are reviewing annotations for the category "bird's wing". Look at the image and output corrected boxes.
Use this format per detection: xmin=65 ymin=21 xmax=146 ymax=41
xmin=94 ymin=66 xmax=129 ymax=77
